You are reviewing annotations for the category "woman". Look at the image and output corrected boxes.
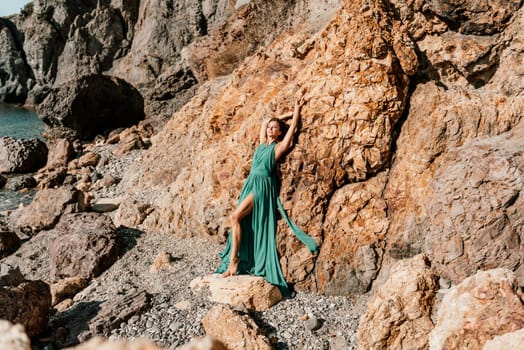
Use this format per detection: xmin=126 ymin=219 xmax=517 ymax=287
xmin=215 ymin=93 xmax=318 ymax=296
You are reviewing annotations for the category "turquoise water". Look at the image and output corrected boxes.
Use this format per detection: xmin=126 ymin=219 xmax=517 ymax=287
xmin=0 ymin=103 xmax=45 ymax=211
xmin=0 ymin=103 xmax=45 ymax=140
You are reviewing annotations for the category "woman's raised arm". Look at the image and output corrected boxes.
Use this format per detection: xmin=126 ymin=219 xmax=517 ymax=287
xmin=275 ymin=95 xmax=305 ymax=161
xmin=259 ymin=118 xmax=270 ymax=144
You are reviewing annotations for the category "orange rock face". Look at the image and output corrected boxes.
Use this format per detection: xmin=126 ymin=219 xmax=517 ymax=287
xmin=122 ymin=0 xmax=415 ymax=292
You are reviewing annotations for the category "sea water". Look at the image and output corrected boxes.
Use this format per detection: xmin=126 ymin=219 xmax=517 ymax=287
xmin=0 ymin=103 xmax=46 ymax=211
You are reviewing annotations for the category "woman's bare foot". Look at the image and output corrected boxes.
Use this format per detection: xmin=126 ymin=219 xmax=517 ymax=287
xmin=221 ymin=256 xmax=239 ymax=277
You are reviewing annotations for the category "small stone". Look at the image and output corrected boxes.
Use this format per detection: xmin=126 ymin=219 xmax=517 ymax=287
xmin=174 ymin=300 xmax=192 ymax=310
xmin=169 ymin=321 xmax=183 ymax=332
xmin=305 ymin=315 xmax=322 ymax=332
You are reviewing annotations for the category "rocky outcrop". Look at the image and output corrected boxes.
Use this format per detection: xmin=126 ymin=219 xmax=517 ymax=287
xmin=190 ymin=274 xmax=282 ymax=311
xmin=375 ymin=1 xmax=524 ymax=288
xmin=0 ymin=320 xmax=31 ymax=350
xmin=0 ymin=19 xmax=29 ymax=102
xmin=202 ymin=305 xmax=273 ymax=350
xmin=48 ymin=212 xmax=121 ymax=280
xmin=43 ymin=138 xmax=76 ymax=171
xmin=121 ymin=0 xmax=414 ymax=291
xmin=429 ymin=268 xmax=524 ymax=350
xmin=51 ymin=290 xmax=151 ymax=346
xmin=357 ymin=255 xmax=438 ymax=350
xmin=13 ymin=186 xmax=79 ymax=234
xmin=0 ymin=137 xmax=48 ymax=174
xmin=0 ymin=0 xmax=339 ymax=116
xmin=0 ymin=278 xmax=51 ymax=337
xmin=36 ymin=74 xmax=145 ymax=140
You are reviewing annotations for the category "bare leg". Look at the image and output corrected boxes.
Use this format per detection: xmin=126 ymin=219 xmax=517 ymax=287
xmin=222 ymin=193 xmax=254 ymax=277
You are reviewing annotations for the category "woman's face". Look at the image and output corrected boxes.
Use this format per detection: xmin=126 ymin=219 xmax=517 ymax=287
xmin=267 ymin=121 xmax=282 ymax=139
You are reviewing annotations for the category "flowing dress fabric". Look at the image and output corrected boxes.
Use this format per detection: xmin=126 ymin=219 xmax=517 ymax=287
xmin=215 ymin=142 xmax=318 ymax=295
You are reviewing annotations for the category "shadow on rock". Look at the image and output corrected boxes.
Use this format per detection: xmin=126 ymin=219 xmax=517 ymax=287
xmin=116 ymin=226 xmax=144 ymax=256
xmin=48 ymin=300 xmax=103 ymax=348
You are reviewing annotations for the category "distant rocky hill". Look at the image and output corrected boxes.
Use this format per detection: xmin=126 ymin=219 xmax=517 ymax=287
xmin=0 ymin=0 xmax=340 ymax=116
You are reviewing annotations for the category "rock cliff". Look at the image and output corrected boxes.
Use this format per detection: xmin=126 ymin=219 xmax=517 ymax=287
xmin=1 ymin=0 xmax=523 ymax=297
xmin=116 ymin=0 xmax=524 ymax=295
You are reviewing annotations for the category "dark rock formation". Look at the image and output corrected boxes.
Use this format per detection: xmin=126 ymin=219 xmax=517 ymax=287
xmin=51 ymin=290 xmax=150 ymax=347
xmin=36 ymin=74 xmax=145 ymax=140
xmin=5 ymin=174 xmax=37 ymax=191
xmin=0 ymin=19 xmax=29 ymax=103
xmin=0 ymin=262 xmax=25 ymax=287
xmin=85 ymin=290 xmax=150 ymax=338
xmin=0 ymin=137 xmax=48 ymax=174
xmin=48 ymin=212 xmax=121 ymax=280
xmin=427 ymin=0 xmax=521 ymax=34
xmin=0 ymin=278 xmax=51 ymax=337
xmin=0 ymin=224 xmax=20 ymax=258
xmin=0 ymin=174 xmax=6 ymax=188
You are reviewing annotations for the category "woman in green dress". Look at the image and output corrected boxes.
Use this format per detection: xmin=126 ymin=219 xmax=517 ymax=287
xmin=215 ymin=93 xmax=318 ymax=296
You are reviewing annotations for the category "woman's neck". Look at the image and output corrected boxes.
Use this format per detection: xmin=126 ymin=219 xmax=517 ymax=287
xmin=266 ymin=136 xmax=278 ymax=144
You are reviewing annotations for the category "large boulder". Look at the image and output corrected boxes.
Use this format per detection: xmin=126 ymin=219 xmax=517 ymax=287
xmin=0 ymin=137 xmax=48 ymax=174
xmin=190 ymin=274 xmax=282 ymax=311
xmin=202 ymin=305 xmax=273 ymax=350
xmin=429 ymin=268 xmax=524 ymax=350
xmin=14 ymin=186 xmax=79 ymax=235
xmin=357 ymin=255 xmax=438 ymax=350
xmin=0 ymin=278 xmax=51 ymax=337
xmin=48 ymin=212 xmax=122 ymax=280
xmin=36 ymin=74 xmax=145 ymax=140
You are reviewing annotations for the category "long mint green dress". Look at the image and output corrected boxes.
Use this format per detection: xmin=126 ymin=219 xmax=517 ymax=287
xmin=215 ymin=142 xmax=318 ymax=295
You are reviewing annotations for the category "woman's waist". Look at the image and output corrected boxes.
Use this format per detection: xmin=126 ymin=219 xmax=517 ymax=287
xmin=248 ymin=168 xmax=273 ymax=177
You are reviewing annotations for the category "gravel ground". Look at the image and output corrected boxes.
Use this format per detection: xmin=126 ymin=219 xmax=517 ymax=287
xmin=80 ymin=230 xmax=367 ymax=350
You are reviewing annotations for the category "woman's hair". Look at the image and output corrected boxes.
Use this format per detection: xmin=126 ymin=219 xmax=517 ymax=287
xmin=268 ymin=118 xmax=288 ymax=141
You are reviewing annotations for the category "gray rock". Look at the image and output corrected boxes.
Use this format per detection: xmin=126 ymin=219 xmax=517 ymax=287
xmin=48 ymin=212 xmax=122 ymax=280
xmin=14 ymin=186 xmax=78 ymax=235
xmin=0 ymin=19 xmax=29 ymax=103
xmin=0 ymin=137 xmax=48 ymax=174
xmin=5 ymin=175 xmax=36 ymax=191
